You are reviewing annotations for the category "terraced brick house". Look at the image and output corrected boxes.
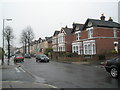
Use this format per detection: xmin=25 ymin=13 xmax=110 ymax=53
xmin=72 ymin=17 xmax=120 ymax=55
xmin=52 ymin=31 xmax=60 ymax=52
xmin=72 ymin=23 xmax=84 ymax=55
xmin=57 ymin=26 xmax=73 ymax=52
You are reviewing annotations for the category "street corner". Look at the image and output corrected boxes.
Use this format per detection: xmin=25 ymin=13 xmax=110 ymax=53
xmin=2 ymin=81 xmax=58 ymax=89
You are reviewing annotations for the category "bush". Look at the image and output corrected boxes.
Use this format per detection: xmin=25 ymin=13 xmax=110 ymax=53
xmin=59 ymin=52 xmax=78 ymax=57
xmin=111 ymin=50 xmax=117 ymax=54
xmin=44 ymin=48 xmax=53 ymax=56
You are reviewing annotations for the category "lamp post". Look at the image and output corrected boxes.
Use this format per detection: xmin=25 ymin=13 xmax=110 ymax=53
xmin=2 ymin=19 xmax=12 ymax=65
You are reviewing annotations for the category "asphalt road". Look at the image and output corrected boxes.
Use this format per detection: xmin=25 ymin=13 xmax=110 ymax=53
xmin=1 ymin=58 xmax=57 ymax=89
xmin=19 ymin=58 xmax=120 ymax=88
xmin=1 ymin=57 xmax=120 ymax=89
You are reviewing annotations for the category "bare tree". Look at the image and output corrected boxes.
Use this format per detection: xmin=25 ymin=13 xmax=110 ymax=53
xmin=20 ymin=26 xmax=34 ymax=55
xmin=20 ymin=30 xmax=27 ymax=54
xmin=26 ymin=26 xmax=34 ymax=54
xmin=4 ymin=26 xmax=14 ymax=65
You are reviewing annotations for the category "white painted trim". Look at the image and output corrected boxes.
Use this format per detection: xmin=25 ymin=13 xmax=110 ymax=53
xmin=83 ymin=40 xmax=95 ymax=43
xmin=61 ymin=28 xmax=67 ymax=35
xmin=86 ymin=27 xmax=93 ymax=31
xmin=93 ymin=37 xmax=120 ymax=39
xmin=77 ymin=37 xmax=120 ymax=42
xmin=75 ymin=31 xmax=81 ymax=34
xmin=72 ymin=42 xmax=82 ymax=45
xmin=114 ymin=42 xmax=118 ymax=44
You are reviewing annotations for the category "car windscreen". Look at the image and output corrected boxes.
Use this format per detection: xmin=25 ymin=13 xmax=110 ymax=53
xmin=37 ymin=54 xmax=47 ymax=58
xmin=16 ymin=55 xmax=23 ymax=58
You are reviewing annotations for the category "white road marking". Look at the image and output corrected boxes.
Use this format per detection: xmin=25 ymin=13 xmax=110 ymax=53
xmin=15 ymin=67 xmax=26 ymax=73
xmin=18 ymin=67 xmax=26 ymax=72
xmin=15 ymin=67 xmax=20 ymax=72
xmin=43 ymin=84 xmax=58 ymax=88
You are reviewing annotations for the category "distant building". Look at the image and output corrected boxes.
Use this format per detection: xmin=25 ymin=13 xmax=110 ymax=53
xmin=52 ymin=31 xmax=60 ymax=52
xmin=27 ymin=36 xmax=53 ymax=55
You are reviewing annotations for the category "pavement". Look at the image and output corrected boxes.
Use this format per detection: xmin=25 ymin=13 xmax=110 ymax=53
xmin=0 ymin=58 xmax=21 ymax=69
xmin=53 ymin=59 xmax=105 ymax=66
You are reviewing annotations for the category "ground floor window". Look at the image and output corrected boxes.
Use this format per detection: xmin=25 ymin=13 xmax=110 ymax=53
xmin=58 ymin=45 xmax=65 ymax=52
xmin=52 ymin=45 xmax=58 ymax=52
xmin=83 ymin=40 xmax=96 ymax=55
xmin=72 ymin=42 xmax=83 ymax=55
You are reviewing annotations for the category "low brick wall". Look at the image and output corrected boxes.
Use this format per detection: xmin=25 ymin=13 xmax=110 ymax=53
xmin=51 ymin=52 xmax=119 ymax=62
xmin=57 ymin=56 xmax=84 ymax=61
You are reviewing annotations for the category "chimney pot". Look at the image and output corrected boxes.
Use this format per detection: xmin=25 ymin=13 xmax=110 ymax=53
xmin=108 ymin=17 xmax=113 ymax=22
xmin=100 ymin=14 xmax=105 ymax=20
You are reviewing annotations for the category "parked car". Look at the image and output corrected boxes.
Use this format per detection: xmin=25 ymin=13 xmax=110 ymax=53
xmin=104 ymin=56 xmax=120 ymax=78
xmin=36 ymin=54 xmax=49 ymax=62
xmin=14 ymin=55 xmax=24 ymax=63
xmin=24 ymin=54 xmax=31 ymax=58
xmin=33 ymin=54 xmax=36 ymax=57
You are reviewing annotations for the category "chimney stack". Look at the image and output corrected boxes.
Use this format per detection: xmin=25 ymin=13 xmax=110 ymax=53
xmin=100 ymin=14 xmax=105 ymax=20
xmin=108 ymin=17 xmax=113 ymax=22
xmin=65 ymin=25 xmax=68 ymax=28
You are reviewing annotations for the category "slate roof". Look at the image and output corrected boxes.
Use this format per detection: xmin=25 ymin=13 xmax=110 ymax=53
xmin=62 ymin=27 xmax=73 ymax=35
xmin=53 ymin=31 xmax=60 ymax=36
xmin=45 ymin=37 xmax=52 ymax=43
xmin=72 ymin=23 xmax=84 ymax=33
xmin=83 ymin=18 xmax=120 ymax=30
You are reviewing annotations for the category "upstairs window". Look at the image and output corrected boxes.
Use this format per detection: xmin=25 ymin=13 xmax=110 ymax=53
xmin=113 ymin=28 xmax=117 ymax=37
xmin=75 ymin=31 xmax=80 ymax=41
xmin=87 ymin=27 xmax=93 ymax=39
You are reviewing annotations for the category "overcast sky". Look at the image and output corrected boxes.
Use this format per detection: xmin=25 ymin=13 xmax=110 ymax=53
xmin=0 ymin=0 xmax=119 ymax=48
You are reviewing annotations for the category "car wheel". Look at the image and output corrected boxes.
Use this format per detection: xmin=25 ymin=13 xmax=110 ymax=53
xmin=110 ymin=68 xmax=118 ymax=78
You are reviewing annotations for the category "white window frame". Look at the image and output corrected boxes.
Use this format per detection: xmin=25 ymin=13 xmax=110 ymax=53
xmin=58 ymin=33 xmax=65 ymax=44
xmin=113 ymin=28 xmax=117 ymax=37
xmin=75 ymin=31 xmax=81 ymax=41
xmin=72 ymin=42 xmax=83 ymax=55
xmin=87 ymin=27 xmax=93 ymax=39
xmin=83 ymin=40 xmax=96 ymax=55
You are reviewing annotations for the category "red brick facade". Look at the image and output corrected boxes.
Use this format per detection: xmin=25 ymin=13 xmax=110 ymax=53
xmin=65 ymin=34 xmax=73 ymax=52
xmin=73 ymin=27 xmax=120 ymax=55
xmin=52 ymin=19 xmax=120 ymax=55
xmin=72 ymin=19 xmax=120 ymax=55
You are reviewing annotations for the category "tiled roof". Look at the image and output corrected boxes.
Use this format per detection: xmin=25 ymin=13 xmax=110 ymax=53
xmin=62 ymin=27 xmax=73 ymax=35
xmin=45 ymin=37 xmax=52 ymax=43
xmin=53 ymin=31 xmax=60 ymax=36
xmin=83 ymin=18 xmax=120 ymax=30
xmin=72 ymin=23 xmax=84 ymax=33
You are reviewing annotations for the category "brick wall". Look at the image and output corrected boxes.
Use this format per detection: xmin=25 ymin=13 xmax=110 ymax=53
xmin=65 ymin=35 xmax=73 ymax=52
xmin=95 ymin=38 xmax=115 ymax=54
xmin=80 ymin=30 xmax=88 ymax=39
xmin=94 ymin=27 xmax=113 ymax=37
